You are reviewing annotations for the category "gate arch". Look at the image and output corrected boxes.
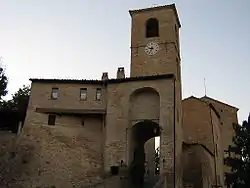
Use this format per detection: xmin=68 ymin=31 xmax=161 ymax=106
xmin=127 ymin=87 xmax=161 ymax=187
xmin=129 ymin=87 xmax=160 ymax=122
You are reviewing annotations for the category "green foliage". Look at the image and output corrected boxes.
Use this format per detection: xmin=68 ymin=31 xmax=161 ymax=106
xmin=224 ymin=114 xmax=250 ymax=187
xmin=154 ymin=147 xmax=160 ymax=175
xmin=0 ymin=66 xmax=8 ymax=102
xmin=9 ymin=85 xmax=30 ymax=110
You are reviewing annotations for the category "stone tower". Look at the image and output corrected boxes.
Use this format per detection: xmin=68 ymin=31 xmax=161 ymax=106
xmin=129 ymin=4 xmax=183 ymax=187
xmin=129 ymin=4 xmax=181 ymax=78
xmin=129 ymin=3 xmax=182 ymax=133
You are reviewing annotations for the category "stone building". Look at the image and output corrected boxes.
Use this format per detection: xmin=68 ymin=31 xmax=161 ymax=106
xmin=18 ymin=3 xmax=238 ymax=188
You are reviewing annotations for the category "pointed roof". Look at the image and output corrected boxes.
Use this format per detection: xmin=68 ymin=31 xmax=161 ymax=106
xmin=200 ymin=95 xmax=239 ymax=111
xmin=182 ymin=96 xmax=221 ymax=119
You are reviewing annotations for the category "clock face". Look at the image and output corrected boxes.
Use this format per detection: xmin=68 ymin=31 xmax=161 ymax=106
xmin=144 ymin=41 xmax=160 ymax=56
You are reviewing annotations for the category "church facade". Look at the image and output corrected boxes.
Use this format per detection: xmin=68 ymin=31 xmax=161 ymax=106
xmin=20 ymin=4 xmax=238 ymax=188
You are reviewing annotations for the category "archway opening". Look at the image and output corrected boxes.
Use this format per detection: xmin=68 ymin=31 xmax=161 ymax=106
xmin=129 ymin=120 xmax=161 ymax=187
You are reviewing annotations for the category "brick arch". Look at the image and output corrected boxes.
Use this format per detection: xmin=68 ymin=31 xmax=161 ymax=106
xmin=129 ymin=87 xmax=160 ymax=123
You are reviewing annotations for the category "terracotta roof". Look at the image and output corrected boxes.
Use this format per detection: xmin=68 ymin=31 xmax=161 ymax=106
xmin=182 ymin=96 xmax=221 ymax=119
xmin=129 ymin=4 xmax=181 ymax=28
xmin=200 ymin=96 xmax=239 ymax=111
xmin=30 ymin=74 xmax=175 ymax=84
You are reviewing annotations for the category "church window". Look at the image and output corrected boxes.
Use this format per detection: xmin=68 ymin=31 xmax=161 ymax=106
xmin=146 ymin=18 xmax=159 ymax=38
xmin=51 ymin=87 xmax=59 ymax=99
xmin=48 ymin=114 xmax=56 ymax=126
xmin=96 ymin=88 xmax=102 ymax=100
xmin=80 ymin=88 xmax=87 ymax=100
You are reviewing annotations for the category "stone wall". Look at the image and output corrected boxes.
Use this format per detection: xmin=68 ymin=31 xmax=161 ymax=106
xmin=18 ymin=108 xmax=104 ymax=188
xmin=29 ymin=82 xmax=106 ymax=111
xmin=183 ymin=144 xmax=215 ymax=188
xmin=182 ymin=97 xmax=216 ymax=153
xmin=200 ymin=96 xmax=239 ymax=178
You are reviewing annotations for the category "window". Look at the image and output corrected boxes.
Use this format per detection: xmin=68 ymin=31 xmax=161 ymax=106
xmin=146 ymin=18 xmax=159 ymax=38
xmin=96 ymin=88 xmax=102 ymax=100
xmin=80 ymin=88 xmax=87 ymax=100
xmin=48 ymin=115 xmax=56 ymax=125
xmin=51 ymin=88 xmax=59 ymax=99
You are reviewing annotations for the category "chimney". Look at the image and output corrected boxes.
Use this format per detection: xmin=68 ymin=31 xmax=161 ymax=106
xmin=116 ymin=67 xmax=125 ymax=79
xmin=102 ymin=72 xmax=109 ymax=80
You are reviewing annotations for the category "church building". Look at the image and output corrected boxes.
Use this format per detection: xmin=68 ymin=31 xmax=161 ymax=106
xmin=20 ymin=4 xmax=238 ymax=188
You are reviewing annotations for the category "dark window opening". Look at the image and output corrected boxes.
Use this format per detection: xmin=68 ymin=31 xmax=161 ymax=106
xmin=51 ymin=88 xmax=59 ymax=99
xmin=146 ymin=18 xmax=159 ymax=38
xmin=80 ymin=88 xmax=87 ymax=100
xmin=48 ymin=114 xmax=56 ymax=125
xmin=96 ymin=88 xmax=102 ymax=100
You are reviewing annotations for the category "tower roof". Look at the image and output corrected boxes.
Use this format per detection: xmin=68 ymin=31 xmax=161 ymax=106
xmin=129 ymin=4 xmax=181 ymax=28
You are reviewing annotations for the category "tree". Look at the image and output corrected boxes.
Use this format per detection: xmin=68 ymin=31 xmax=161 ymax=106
xmin=8 ymin=85 xmax=30 ymax=120
xmin=0 ymin=85 xmax=30 ymax=132
xmin=224 ymin=114 xmax=250 ymax=187
xmin=0 ymin=65 xmax=8 ymax=103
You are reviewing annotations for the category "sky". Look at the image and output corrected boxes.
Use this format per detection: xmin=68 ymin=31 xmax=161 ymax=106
xmin=0 ymin=0 xmax=249 ymax=123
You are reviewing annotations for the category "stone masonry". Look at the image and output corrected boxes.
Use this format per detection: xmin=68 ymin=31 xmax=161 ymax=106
xmin=0 ymin=3 xmax=239 ymax=188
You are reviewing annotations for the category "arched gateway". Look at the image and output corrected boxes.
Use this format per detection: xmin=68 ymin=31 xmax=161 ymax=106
xmin=104 ymin=78 xmax=182 ymax=188
xmin=129 ymin=120 xmax=161 ymax=187
xmin=127 ymin=87 xmax=162 ymax=187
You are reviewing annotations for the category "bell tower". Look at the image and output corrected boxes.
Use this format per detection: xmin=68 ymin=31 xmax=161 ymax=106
xmin=129 ymin=4 xmax=181 ymax=79
xmin=129 ymin=5 xmax=183 ymax=187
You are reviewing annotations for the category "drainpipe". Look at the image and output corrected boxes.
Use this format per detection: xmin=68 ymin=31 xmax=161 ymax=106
xmin=209 ymin=106 xmax=217 ymax=187
xmin=103 ymin=79 xmax=108 ymax=173
xmin=173 ymin=78 xmax=176 ymax=188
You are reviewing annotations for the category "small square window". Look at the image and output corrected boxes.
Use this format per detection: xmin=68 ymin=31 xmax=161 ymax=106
xmin=96 ymin=88 xmax=101 ymax=100
xmin=80 ymin=88 xmax=87 ymax=100
xmin=48 ymin=115 xmax=56 ymax=125
xmin=51 ymin=88 xmax=59 ymax=99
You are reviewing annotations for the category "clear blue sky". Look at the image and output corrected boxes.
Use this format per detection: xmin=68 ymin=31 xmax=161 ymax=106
xmin=0 ymin=0 xmax=249 ymax=122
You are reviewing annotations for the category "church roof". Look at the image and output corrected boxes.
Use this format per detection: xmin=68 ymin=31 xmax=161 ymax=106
xmin=182 ymin=96 xmax=221 ymax=119
xmin=200 ymin=95 xmax=239 ymax=111
xmin=129 ymin=4 xmax=181 ymax=28
xmin=30 ymin=74 xmax=175 ymax=85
